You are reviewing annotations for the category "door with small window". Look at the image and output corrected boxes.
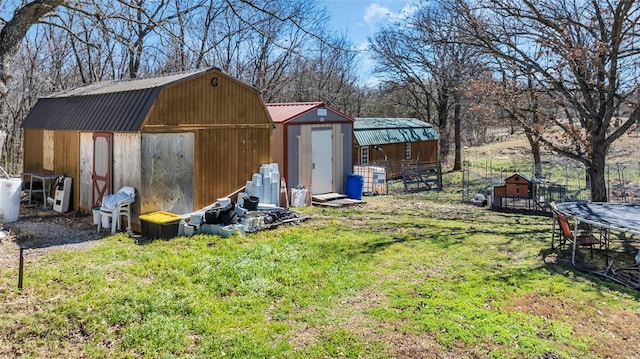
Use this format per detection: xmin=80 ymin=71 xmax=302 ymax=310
xmin=92 ymin=133 xmax=111 ymax=207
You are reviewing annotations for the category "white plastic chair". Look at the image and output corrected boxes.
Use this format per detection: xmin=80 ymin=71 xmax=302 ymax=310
xmin=97 ymin=186 xmax=136 ymax=235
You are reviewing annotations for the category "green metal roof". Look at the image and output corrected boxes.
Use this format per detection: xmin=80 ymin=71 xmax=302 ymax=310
xmin=353 ymin=118 xmax=438 ymax=146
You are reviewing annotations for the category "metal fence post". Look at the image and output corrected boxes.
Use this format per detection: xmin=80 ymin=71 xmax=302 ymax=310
xmin=18 ymin=247 xmax=24 ymax=290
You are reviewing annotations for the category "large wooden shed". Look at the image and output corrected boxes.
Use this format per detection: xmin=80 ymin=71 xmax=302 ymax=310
xmin=21 ymin=68 xmax=273 ymax=228
xmin=353 ymin=118 xmax=439 ymax=178
xmin=266 ymin=102 xmax=353 ymax=195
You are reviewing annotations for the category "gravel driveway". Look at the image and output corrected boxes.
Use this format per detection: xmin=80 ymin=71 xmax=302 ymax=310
xmin=0 ymin=204 xmax=104 ymax=270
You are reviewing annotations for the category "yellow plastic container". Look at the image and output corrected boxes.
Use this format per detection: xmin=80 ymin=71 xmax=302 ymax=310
xmin=139 ymin=211 xmax=182 ymax=239
xmin=139 ymin=211 xmax=182 ymax=224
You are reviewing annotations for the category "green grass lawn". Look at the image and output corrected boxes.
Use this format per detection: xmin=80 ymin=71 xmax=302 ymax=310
xmin=1 ymin=191 xmax=640 ymax=358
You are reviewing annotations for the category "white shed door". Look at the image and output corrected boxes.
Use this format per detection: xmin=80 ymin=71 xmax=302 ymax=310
xmin=312 ymin=129 xmax=333 ymax=194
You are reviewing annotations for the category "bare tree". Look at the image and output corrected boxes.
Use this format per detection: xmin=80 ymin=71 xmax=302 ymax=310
xmin=0 ymin=0 xmax=358 ymax=171
xmin=276 ymin=34 xmax=361 ymax=113
xmin=0 ymin=0 xmax=65 ymax=98
xmin=370 ymin=3 xmax=478 ymax=170
xmin=465 ymin=64 xmax=556 ymax=176
xmin=454 ymin=0 xmax=640 ymax=201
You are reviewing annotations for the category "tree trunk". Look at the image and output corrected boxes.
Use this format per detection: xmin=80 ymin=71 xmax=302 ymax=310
xmin=524 ymin=131 xmax=541 ymax=177
xmin=588 ymin=146 xmax=608 ymax=202
xmin=452 ymin=94 xmax=462 ymax=171
xmin=436 ymin=92 xmax=449 ymax=166
xmin=0 ymin=1 xmax=65 ymax=98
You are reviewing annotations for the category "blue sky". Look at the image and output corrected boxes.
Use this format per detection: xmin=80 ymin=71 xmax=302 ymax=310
xmin=323 ymin=0 xmax=415 ymax=84
xmin=324 ymin=0 xmax=414 ymax=46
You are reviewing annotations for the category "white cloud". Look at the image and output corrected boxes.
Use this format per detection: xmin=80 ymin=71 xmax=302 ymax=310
xmin=363 ymin=3 xmax=392 ymax=25
xmin=363 ymin=2 xmax=417 ymax=26
xmin=397 ymin=4 xmax=417 ymax=19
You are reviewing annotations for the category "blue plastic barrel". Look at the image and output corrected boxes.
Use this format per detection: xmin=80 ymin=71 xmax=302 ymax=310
xmin=345 ymin=174 xmax=364 ymax=200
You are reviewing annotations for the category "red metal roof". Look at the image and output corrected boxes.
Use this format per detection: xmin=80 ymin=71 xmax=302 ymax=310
xmin=266 ymin=102 xmax=324 ymax=123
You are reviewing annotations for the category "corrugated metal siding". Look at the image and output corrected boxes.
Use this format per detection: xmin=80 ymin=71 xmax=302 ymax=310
xmin=354 ymin=128 xmax=438 ymax=146
xmin=22 ymin=89 xmax=159 ymax=132
xmin=354 ymin=117 xmax=435 ymax=129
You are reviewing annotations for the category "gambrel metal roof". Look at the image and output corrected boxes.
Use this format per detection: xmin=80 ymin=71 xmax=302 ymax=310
xmin=354 ymin=118 xmax=438 ymax=146
xmin=21 ymin=68 xmax=217 ymax=132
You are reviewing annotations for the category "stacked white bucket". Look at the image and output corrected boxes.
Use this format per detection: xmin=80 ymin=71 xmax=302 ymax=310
xmin=243 ymin=163 xmax=280 ymax=207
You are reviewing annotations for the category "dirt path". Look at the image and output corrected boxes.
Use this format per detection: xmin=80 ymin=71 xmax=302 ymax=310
xmin=0 ymin=205 xmax=104 ymax=270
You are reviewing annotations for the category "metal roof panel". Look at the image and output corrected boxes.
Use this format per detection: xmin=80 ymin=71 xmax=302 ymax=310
xmin=22 ymin=88 xmax=159 ymax=131
xmin=266 ymin=102 xmax=324 ymax=123
xmin=353 ymin=118 xmax=438 ymax=146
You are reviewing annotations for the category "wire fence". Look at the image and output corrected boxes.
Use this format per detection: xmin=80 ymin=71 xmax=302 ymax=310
xmin=462 ymin=159 xmax=640 ymax=209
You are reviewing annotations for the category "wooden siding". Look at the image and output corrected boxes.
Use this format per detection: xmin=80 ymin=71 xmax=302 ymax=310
xmin=53 ymin=131 xmax=80 ymax=209
xmin=271 ymin=123 xmax=285 ymax=178
xmin=52 ymin=131 xmax=79 ymax=179
xmin=194 ymin=128 xmax=272 ymax=210
xmin=23 ymin=129 xmax=81 ymax=210
xmin=142 ymin=70 xmax=271 ymax=130
xmin=494 ymin=175 xmax=533 ymax=199
xmin=23 ymin=129 xmax=44 ymax=173
xmin=353 ymin=139 xmax=438 ymax=178
xmin=43 ymin=130 xmax=54 ymax=170
xmin=332 ymin=124 xmax=345 ymax=193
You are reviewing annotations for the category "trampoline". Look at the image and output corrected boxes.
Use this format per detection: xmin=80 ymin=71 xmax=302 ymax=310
xmin=554 ymin=202 xmax=640 ymax=236
xmin=553 ymin=201 xmax=640 ymax=288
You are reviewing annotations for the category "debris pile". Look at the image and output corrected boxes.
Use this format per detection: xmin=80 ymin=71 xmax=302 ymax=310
xmin=180 ymin=200 xmax=307 ymax=238
xmin=140 ymin=163 xmax=309 ymax=240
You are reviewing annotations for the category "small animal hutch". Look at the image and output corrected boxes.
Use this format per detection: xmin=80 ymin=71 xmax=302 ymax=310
xmin=492 ymin=173 xmax=536 ymax=210
xmin=21 ymin=68 xmax=273 ymax=230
